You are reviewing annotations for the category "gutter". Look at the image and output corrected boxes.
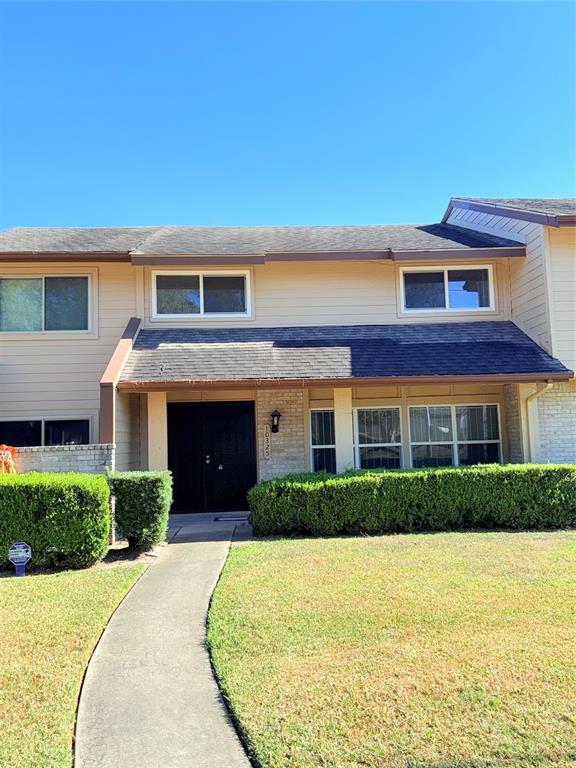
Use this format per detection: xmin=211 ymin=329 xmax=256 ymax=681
xmin=116 ymin=371 xmax=573 ymax=393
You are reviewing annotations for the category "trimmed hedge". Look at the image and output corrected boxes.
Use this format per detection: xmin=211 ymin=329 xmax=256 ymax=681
xmin=248 ymin=464 xmax=576 ymax=537
xmin=108 ymin=471 xmax=172 ymax=551
xmin=0 ymin=472 xmax=110 ymax=569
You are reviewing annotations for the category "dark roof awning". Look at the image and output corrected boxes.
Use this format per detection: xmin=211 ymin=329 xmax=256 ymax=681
xmin=118 ymin=321 xmax=572 ymax=390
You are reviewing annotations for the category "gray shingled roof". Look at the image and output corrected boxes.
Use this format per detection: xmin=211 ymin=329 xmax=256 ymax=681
xmin=455 ymin=198 xmax=576 ymax=217
xmin=0 ymin=227 xmax=158 ymax=253
xmin=0 ymin=223 xmax=522 ymax=255
xmin=120 ymin=322 xmax=571 ymax=384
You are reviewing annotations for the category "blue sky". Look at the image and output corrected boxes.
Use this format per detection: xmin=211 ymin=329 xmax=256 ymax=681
xmin=0 ymin=1 xmax=574 ymax=228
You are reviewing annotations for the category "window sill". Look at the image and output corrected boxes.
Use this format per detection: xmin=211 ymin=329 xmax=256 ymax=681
xmin=148 ymin=314 xmax=255 ymax=324
xmin=398 ymin=308 xmax=497 ymax=318
xmin=0 ymin=330 xmax=98 ymax=341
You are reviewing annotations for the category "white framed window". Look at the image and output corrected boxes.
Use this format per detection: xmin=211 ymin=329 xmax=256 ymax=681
xmin=353 ymin=407 xmax=402 ymax=469
xmin=400 ymin=265 xmax=494 ymax=313
xmin=408 ymin=404 xmax=501 ymax=468
xmin=0 ymin=275 xmax=91 ymax=332
xmin=151 ymin=270 xmax=252 ymax=319
xmin=310 ymin=409 xmax=336 ymax=473
xmin=0 ymin=417 xmax=92 ymax=447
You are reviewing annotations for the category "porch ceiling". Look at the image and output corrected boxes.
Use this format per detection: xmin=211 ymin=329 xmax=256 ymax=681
xmin=117 ymin=321 xmax=573 ymax=391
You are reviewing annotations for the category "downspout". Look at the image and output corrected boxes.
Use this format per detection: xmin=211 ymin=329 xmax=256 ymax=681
xmin=525 ymin=382 xmax=554 ymax=463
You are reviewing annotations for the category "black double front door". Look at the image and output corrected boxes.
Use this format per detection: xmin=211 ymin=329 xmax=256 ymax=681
xmin=167 ymin=401 xmax=257 ymax=512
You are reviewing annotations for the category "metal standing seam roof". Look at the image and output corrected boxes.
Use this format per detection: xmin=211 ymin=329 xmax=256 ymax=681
xmin=119 ymin=321 xmax=572 ymax=385
xmin=0 ymin=223 xmax=523 ymax=256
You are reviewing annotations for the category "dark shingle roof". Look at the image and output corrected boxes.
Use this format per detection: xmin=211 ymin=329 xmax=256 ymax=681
xmin=0 ymin=227 xmax=158 ymax=253
xmin=120 ymin=322 xmax=571 ymax=384
xmin=455 ymin=198 xmax=576 ymax=217
xmin=0 ymin=223 xmax=522 ymax=255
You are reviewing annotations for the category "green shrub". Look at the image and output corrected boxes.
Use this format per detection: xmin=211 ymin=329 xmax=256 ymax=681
xmin=0 ymin=472 xmax=110 ymax=569
xmin=248 ymin=464 xmax=576 ymax=537
xmin=108 ymin=471 xmax=172 ymax=550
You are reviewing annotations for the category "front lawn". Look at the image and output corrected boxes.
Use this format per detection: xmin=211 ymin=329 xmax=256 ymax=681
xmin=208 ymin=532 xmax=576 ymax=768
xmin=0 ymin=565 xmax=143 ymax=768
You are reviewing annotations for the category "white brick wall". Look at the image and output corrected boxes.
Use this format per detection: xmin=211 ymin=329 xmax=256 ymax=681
xmin=503 ymin=383 xmax=525 ymax=463
xmin=14 ymin=444 xmax=115 ymax=474
xmin=256 ymin=390 xmax=307 ymax=480
xmin=537 ymin=380 xmax=576 ymax=463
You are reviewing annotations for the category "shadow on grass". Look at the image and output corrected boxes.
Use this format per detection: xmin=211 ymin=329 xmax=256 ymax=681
xmin=0 ymin=540 xmax=149 ymax=578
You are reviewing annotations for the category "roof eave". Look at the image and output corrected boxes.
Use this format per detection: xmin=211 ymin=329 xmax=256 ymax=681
xmin=445 ymin=198 xmax=574 ymax=228
xmin=117 ymin=370 xmax=573 ymax=392
xmin=0 ymin=251 xmax=131 ymax=263
xmin=129 ymin=245 xmax=525 ymax=265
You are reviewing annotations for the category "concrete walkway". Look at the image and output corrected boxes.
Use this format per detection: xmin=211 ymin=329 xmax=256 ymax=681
xmin=75 ymin=512 xmax=252 ymax=768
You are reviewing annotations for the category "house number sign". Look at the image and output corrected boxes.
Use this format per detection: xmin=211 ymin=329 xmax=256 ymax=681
xmin=263 ymin=424 xmax=272 ymax=461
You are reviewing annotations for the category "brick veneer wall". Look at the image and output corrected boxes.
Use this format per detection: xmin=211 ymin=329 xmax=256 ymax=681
xmin=14 ymin=444 xmax=115 ymax=474
xmin=503 ymin=383 xmax=525 ymax=463
xmin=537 ymin=380 xmax=576 ymax=463
xmin=256 ymin=390 xmax=307 ymax=480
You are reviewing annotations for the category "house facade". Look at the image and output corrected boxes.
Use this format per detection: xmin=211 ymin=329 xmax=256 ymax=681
xmin=1 ymin=197 xmax=574 ymax=511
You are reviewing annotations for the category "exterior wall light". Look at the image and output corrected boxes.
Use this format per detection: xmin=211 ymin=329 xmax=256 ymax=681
xmin=270 ymin=410 xmax=282 ymax=433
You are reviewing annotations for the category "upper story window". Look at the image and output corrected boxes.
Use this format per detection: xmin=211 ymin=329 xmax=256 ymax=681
xmin=400 ymin=266 xmax=494 ymax=312
xmin=152 ymin=271 xmax=251 ymax=318
xmin=0 ymin=276 xmax=89 ymax=332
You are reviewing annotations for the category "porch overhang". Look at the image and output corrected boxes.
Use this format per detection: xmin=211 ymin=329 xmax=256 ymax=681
xmin=116 ymin=321 xmax=573 ymax=393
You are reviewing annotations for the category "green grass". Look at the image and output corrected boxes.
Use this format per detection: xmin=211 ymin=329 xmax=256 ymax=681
xmin=208 ymin=531 xmax=576 ymax=768
xmin=0 ymin=565 xmax=143 ymax=768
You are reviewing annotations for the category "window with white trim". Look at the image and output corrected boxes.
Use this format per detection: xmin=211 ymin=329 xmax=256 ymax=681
xmin=0 ymin=418 xmax=91 ymax=447
xmin=409 ymin=404 xmax=500 ymax=468
xmin=0 ymin=276 xmax=90 ymax=332
xmin=401 ymin=266 xmax=493 ymax=312
xmin=152 ymin=271 xmax=250 ymax=317
xmin=310 ymin=410 xmax=336 ymax=473
xmin=354 ymin=407 xmax=402 ymax=469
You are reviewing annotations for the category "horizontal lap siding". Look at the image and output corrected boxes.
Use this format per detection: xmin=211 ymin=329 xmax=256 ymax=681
xmin=0 ymin=263 xmax=136 ymax=434
xmin=115 ymin=392 xmax=140 ymax=470
xmin=447 ymin=207 xmax=551 ymax=352
xmin=548 ymin=228 xmax=576 ymax=372
xmin=142 ymin=260 xmax=510 ymax=328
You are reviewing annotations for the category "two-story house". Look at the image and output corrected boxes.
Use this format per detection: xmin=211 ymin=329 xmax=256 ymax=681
xmin=1 ymin=197 xmax=574 ymax=511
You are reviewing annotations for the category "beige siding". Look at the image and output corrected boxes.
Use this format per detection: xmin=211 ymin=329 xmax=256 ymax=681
xmin=447 ymin=206 xmax=552 ymax=352
xmin=547 ymin=227 xmax=576 ymax=372
xmin=0 ymin=263 xmax=136 ymax=434
xmin=142 ymin=259 xmax=511 ymax=329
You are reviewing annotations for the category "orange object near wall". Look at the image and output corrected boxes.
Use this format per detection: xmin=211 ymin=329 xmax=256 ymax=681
xmin=0 ymin=445 xmax=17 ymax=473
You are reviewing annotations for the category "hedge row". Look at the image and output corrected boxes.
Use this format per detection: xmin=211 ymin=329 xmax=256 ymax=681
xmin=108 ymin=470 xmax=172 ymax=551
xmin=0 ymin=472 xmax=110 ymax=569
xmin=248 ymin=465 xmax=576 ymax=537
